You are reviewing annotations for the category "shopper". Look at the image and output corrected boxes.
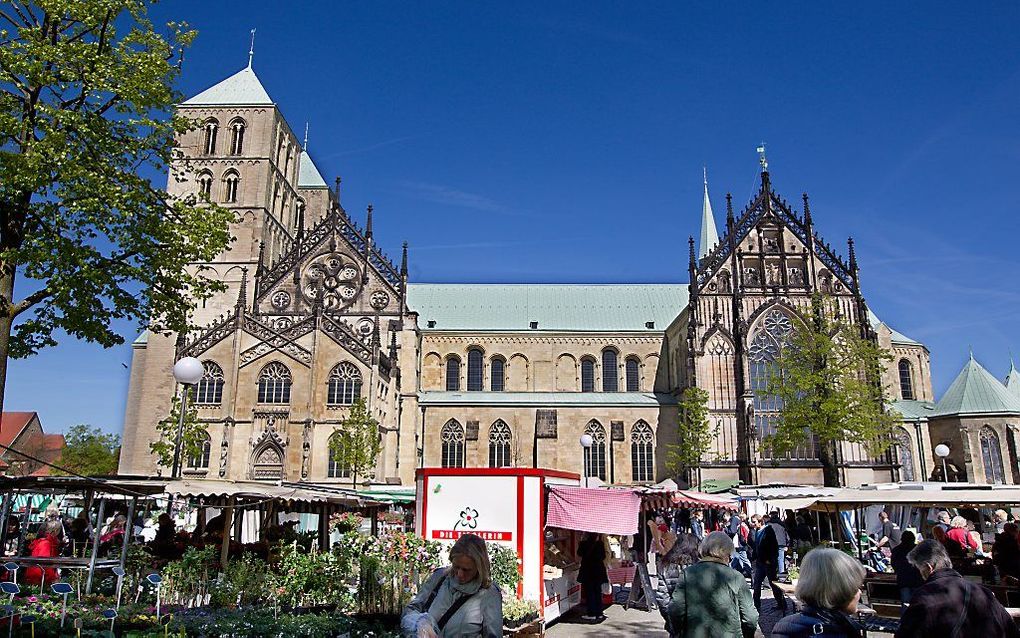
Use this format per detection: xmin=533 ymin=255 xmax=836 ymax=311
xmin=875 ymin=511 xmax=901 ymax=549
xmin=944 ymin=515 xmax=978 ymax=554
xmin=750 ymin=515 xmax=787 ymax=614
xmin=993 ymin=522 xmax=1020 ymax=582
xmin=890 ymin=531 xmax=923 ymax=611
xmin=24 ymin=520 xmax=62 ymax=586
xmin=576 ymin=532 xmax=609 ymax=621
xmin=896 ymin=539 xmax=1019 ymax=637
xmin=769 ymin=510 xmax=789 ymax=575
xmin=730 ymin=514 xmax=752 ymax=577
xmin=771 ymin=548 xmax=865 ymax=638
xmin=690 ymin=510 xmax=705 ymax=542
xmin=401 ymin=533 xmax=503 ymax=638
xmin=666 ymin=531 xmax=758 ymax=638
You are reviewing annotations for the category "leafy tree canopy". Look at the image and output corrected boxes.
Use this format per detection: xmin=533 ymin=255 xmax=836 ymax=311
xmin=666 ymin=386 xmax=716 ymax=484
xmin=328 ymin=397 xmax=381 ymax=487
xmin=55 ymin=423 xmax=119 ymax=476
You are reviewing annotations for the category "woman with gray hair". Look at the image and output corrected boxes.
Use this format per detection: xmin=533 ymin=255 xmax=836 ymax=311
xmin=665 ymin=531 xmax=758 ymax=638
xmin=771 ymin=548 xmax=865 ymax=637
xmin=401 ymin=534 xmax=503 ymax=638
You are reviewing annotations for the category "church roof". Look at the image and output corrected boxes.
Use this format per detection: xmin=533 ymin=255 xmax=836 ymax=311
xmin=298 ymin=153 xmax=328 ymax=188
xmin=931 ymin=356 xmax=1020 ymax=417
xmin=406 ymin=283 xmax=689 ymax=332
xmin=888 ymin=399 xmax=936 ymax=421
xmin=182 ymin=66 xmax=274 ymax=106
xmin=867 ymin=310 xmax=922 ymax=347
xmin=699 ymin=171 xmax=719 ymax=260
xmin=1006 ymin=361 xmax=1020 ymax=398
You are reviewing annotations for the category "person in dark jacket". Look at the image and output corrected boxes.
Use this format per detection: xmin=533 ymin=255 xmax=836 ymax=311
xmin=993 ymin=522 xmax=1020 ymax=583
xmin=895 ymin=539 xmax=1020 ymax=638
xmin=890 ymin=531 xmax=923 ymax=611
xmin=750 ymin=515 xmax=787 ymax=613
xmin=772 ymin=548 xmax=865 ymax=638
xmin=667 ymin=532 xmax=757 ymax=638
xmin=576 ymin=532 xmax=608 ymax=621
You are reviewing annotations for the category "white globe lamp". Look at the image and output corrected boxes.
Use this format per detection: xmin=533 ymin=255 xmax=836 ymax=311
xmin=169 ymin=356 xmax=204 ymax=481
xmin=173 ymin=357 xmax=204 ymax=385
xmin=579 ymin=434 xmax=594 ymax=488
xmin=934 ymin=444 xmax=951 ymax=483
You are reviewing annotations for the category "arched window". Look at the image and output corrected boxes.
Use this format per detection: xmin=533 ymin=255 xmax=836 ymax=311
xmin=441 ymin=420 xmax=465 ymax=468
xmin=187 ymin=431 xmax=212 ymax=470
xmin=445 ymin=356 xmax=461 ymax=391
xmin=581 ymin=358 xmax=596 ymax=393
xmin=584 ymin=420 xmax=607 ymax=481
xmin=223 ymin=171 xmax=240 ymax=203
xmin=229 ymin=118 xmax=245 ymax=155
xmin=252 ymin=444 xmax=283 ymax=480
xmin=898 ymin=359 xmax=915 ymax=401
xmin=625 ymin=357 xmax=641 ymax=392
xmin=488 ymin=420 xmax=512 ymax=468
xmin=490 ymin=357 xmax=505 ymax=392
xmin=202 ymin=119 xmax=218 ymax=155
xmin=327 ymin=431 xmax=351 ymax=478
xmin=198 ymin=171 xmax=213 ymax=198
xmin=467 ymin=348 xmax=484 ymax=391
xmin=327 ymin=362 xmax=362 ymax=406
xmin=749 ymin=309 xmax=816 ymax=459
xmin=895 ymin=428 xmax=915 ymax=482
xmin=631 ymin=421 xmax=654 ymax=482
xmin=193 ymin=361 xmax=224 ymax=405
xmin=602 ymin=349 xmax=619 ymax=392
xmin=257 ymin=362 xmax=292 ymax=404
xmin=981 ymin=426 xmax=1006 ymax=484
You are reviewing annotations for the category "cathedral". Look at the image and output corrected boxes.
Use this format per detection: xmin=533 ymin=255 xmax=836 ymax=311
xmin=117 ymin=63 xmax=1020 ymax=489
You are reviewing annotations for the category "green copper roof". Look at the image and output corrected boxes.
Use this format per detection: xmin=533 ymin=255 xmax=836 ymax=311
xmin=407 ymin=283 xmax=688 ymax=332
xmin=419 ymin=391 xmax=678 ymax=407
xmin=888 ymin=399 xmax=936 ymax=421
xmin=1006 ymin=361 xmax=1020 ymax=398
xmin=182 ymin=66 xmax=274 ymax=106
xmin=931 ymin=356 xmax=1020 ymax=417
xmin=298 ymin=153 xmax=327 ymax=188
xmin=132 ymin=330 xmax=149 ymax=346
xmin=867 ymin=310 xmax=921 ymax=346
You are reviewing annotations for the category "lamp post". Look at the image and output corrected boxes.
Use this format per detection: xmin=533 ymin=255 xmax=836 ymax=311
xmin=934 ymin=444 xmax=951 ymax=483
xmin=579 ymin=434 xmax=593 ymax=489
xmin=170 ymin=357 xmax=204 ymax=480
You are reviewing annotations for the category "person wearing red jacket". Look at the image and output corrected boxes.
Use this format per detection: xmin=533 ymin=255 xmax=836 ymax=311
xmin=24 ymin=520 xmax=62 ymax=586
xmin=945 ymin=516 xmax=978 ymax=554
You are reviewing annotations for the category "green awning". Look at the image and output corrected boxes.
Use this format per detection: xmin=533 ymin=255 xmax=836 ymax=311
xmin=698 ymin=479 xmax=740 ymax=494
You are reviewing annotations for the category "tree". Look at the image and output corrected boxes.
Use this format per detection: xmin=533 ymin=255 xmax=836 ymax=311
xmin=666 ymin=386 xmax=716 ymax=488
xmin=328 ymin=398 xmax=381 ymax=489
xmin=0 ymin=1 xmax=234 ymax=416
xmin=149 ymin=392 xmax=205 ymax=473
xmin=761 ymin=295 xmax=897 ymax=486
xmin=55 ymin=424 xmax=120 ymax=476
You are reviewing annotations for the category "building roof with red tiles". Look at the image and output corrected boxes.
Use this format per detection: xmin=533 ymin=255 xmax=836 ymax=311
xmin=0 ymin=411 xmax=37 ymax=447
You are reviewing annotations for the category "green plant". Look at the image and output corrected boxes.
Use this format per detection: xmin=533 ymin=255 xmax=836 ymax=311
xmin=488 ymin=543 xmax=522 ymax=594
xmin=162 ymin=546 xmax=216 ymax=606
xmin=328 ymin=398 xmax=382 ymax=488
xmin=211 ymin=553 xmax=269 ymax=607
xmin=502 ymin=598 xmax=539 ymax=626
xmin=666 ymin=387 xmax=718 ymax=485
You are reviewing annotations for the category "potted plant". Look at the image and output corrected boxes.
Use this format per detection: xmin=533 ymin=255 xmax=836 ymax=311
xmin=503 ymin=598 xmax=540 ymax=630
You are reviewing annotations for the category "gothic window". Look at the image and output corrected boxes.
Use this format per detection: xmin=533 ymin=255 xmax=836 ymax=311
xmin=898 ymin=359 xmax=915 ymax=401
xmin=441 ymin=420 xmax=465 ymax=468
xmin=584 ymin=420 xmax=607 ymax=481
xmin=981 ymin=426 xmax=1006 ymax=484
xmin=327 ymin=431 xmax=351 ymax=478
xmin=327 ymin=362 xmax=362 ymax=406
xmin=198 ymin=171 xmax=213 ymax=198
xmin=581 ymin=358 xmax=596 ymax=393
xmin=467 ymin=348 xmax=484 ymax=391
xmin=445 ymin=356 xmax=461 ymax=391
xmin=631 ymin=420 xmax=654 ymax=482
xmin=228 ymin=118 xmax=245 ymax=155
xmin=490 ymin=357 xmax=505 ymax=392
xmin=602 ymin=348 xmax=619 ymax=392
xmin=223 ymin=171 xmax=240 ymax=203
xmin=186 ymin=431 xmax=212 ymax=470
xmin=202 ymin=119 xmax=218 ymax=155
xmin=193 ymin=361 xmax=224 ymax=405
xmin=488 ymin=420 xmax=512 ymax=468
xmin=625 ymin=357 xmax=641 ymax=392
xmin=252 ymin=444 xmax=284 ymax=480
xmin=257 ymin=362 xmax=292 ymax=404
xmin=895 ymin=428 xmax=915 ymax=481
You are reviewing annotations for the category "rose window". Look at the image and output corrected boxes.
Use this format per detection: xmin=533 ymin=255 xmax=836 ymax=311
xmin=301 ymin=253 xmax=361 ymax=310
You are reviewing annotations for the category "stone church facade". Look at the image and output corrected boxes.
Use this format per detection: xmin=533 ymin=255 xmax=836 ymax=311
xmin=117 ymin=63 xmax=1020 ymax=488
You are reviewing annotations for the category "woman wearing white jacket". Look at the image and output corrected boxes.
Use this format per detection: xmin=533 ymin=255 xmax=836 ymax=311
xmin=401 ymin=534 xmax=504 ymax=638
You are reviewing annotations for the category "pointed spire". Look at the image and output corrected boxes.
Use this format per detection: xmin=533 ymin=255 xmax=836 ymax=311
xmin=371 ymin=314 xmax=381 ymax=350
xmin=802 ymin=193 xmax=812 ymax=226
xmin=334 ymin=176 xmax=342 ymax=204
xmin=699 ymin=167 xmax=719 ymax=260
xmin=256 ymin=241 xmax=265 ymax=274
xmin=688 ymin=236 xmax=697 ymax=276
xmin=1006 ymin=352 xmax=1020 ymax=396
xmin=725 ymin=193 xmax=734 ymax=228
xmin=389 ymin=329 xmax=398 ymax=361
xmin=365 ymin=204 xmax=374 ymax=243
xmin=848 ymin=237 xmax=858 ymax=272
xmin=247 ymin=29 xmax=256 ymax=68
xmin=400 ymin=241 xmax=408 ymax=277
xmin=235 ymin=267 xmax=248 ymax=310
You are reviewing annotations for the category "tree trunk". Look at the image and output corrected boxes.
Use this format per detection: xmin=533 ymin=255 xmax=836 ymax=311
xmin=0 ymin=265 xmax=16 ymax=420
xmin=818 ymin=440 xmax=841 ymax=487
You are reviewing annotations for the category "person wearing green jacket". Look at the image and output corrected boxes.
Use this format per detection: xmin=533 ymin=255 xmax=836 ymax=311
xmin=667 ymin=531 xmax=759 ymax=638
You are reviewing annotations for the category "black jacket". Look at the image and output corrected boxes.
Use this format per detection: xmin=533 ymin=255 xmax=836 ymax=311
xmin=895 ymin=568 xmax=1020 ymax=638
xmin=577 ymin=537 xmax=608 ymax=585
xmin=752 ymin=524 xmax=779 ymax=566
xmin=771 ymin=605 xmax=862 ymax=638
xmin=890 ymin=542 xmax=923 ymax=589
xmin=993 ymin=532 xmax=1020 ymax=581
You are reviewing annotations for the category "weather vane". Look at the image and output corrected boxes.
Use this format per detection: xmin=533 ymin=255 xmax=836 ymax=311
xmin=248 ymin=29 xmax=256 ymax=68
xmin=757 ymin=142 xmax=768 ymax=172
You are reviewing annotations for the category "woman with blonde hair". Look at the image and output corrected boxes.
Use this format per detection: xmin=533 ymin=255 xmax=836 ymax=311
xmin=772 ymin=548 xmax=865 ymax=637
xmin=401 ymin=533 xmax=503 ymax=638
xmin=665 ymin=531 xmax=758 ymax=638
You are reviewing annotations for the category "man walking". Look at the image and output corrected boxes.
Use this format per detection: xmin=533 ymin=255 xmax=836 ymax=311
xmin=730 ymin=513 xmax=752 ymax=577
xmin=749 ymin=514 xmax=787 ymax=614
xmin=768 ymin=510 xmax=789 ymax=576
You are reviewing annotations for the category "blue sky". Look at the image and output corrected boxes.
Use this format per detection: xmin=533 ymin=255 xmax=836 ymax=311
xmin=7 ymin=1 xmax=1020 ymax=435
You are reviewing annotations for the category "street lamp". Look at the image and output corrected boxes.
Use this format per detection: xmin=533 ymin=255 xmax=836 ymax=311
xmin=934 ymin=444 xmax=951 ymax=483
xmin=170 ymin=357 xmax=204 ymax=480
xmin=579 ymin=434 xmax=593 ymax=489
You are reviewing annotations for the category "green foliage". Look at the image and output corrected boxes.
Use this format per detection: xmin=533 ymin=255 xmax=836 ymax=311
xmin=54 ymin=424 xmax=120 ymax=475
xmin=761 ymin=294 xmax=898 ymax=485
xmin=162 ymin=546 xmax=217 ymax=606
xmin=488 ymin=543 xmax=522 ymax=594
xmin=273 ymin=543 xmax=356 ymax=610
xmin=666 ymin=386 xmax=716 ymax=481
xmin=502 ymin=597 xmax=540 ymax=625
xmin=210 ymin=553 xmax=269 ymax=607
xmin=150 ymin=392 xmax=207 ymax=470
xmin=328 ymin=397 xmax=381 ymax=486
xmin=0 ymin=0 xmax=235 ymax=362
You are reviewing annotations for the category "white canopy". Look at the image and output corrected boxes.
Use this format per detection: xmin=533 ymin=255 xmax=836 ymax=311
xmin=806 ymin=483 xmax=1020 ymax=511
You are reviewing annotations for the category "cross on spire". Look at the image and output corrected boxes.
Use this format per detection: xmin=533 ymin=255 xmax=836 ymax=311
xmin=756 ymin=142 xmax=768 ymax=172
xmin=247 ymin=29 xmax=256 ymax=68
xmin=303 ymin=122 xmax=309 ymax=151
